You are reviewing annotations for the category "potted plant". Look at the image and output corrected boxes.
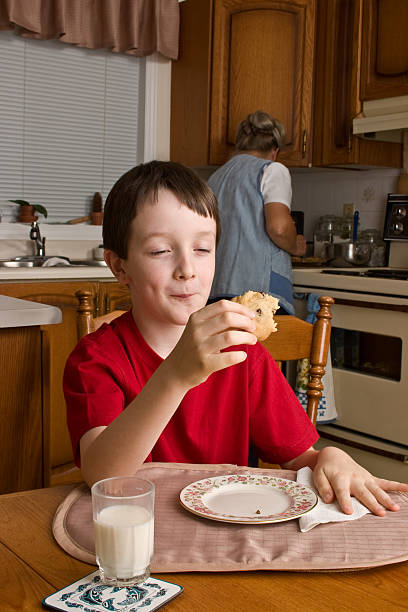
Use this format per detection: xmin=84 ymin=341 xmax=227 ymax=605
xmin=9 ymin=199 xmax=48 ymax=223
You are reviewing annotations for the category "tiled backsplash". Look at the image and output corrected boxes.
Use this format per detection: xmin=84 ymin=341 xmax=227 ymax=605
xmin=290 ymin=167 xmax=400 ymax=241
xmin=195 ymin=166 xmax=400 ymax=242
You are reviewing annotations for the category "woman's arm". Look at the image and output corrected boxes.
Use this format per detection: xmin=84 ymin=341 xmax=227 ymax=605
xmin=264 ymin=201 xmax=307 ymax=256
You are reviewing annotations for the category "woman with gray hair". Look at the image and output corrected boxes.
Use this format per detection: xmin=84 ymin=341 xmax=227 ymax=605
xmin=209 ymin=110 xmax=306 ymax=314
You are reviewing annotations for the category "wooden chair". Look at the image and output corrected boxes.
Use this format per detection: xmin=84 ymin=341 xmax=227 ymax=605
xmin=76 ymin=290 xmax=333 ymax=428
xmin=260 ymin=295 xmax=334 ymax=428
xmin=56 ymin=292 xmax=333 ymax=483
xmin=50 ymin=290 xmax=127 ymax=486
xmin=257 ymin=295 xmax=334 ymax=469
xmin=76 ymin=289 xmax=127 ymax=339
xmin=76 ymin=291 xmax=334 ymax=425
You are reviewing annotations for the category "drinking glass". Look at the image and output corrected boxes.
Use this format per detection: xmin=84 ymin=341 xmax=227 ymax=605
xmin=91 ymin=476 xmax=155 ymax=586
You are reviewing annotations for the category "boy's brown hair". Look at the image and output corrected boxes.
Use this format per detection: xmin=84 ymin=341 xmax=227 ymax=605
xmin=103 ymin=161 xmax=220 ymax=259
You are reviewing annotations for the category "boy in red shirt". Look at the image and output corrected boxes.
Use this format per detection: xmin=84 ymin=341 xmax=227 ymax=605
xmin=64 ymin=160 xmax=407 ymax=516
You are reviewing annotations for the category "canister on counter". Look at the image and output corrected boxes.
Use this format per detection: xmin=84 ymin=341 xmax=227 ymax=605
xmin=313 ymin=215 xmax=343 ymax=259
xmin=359 ymin=229 xmax=386 ymax=266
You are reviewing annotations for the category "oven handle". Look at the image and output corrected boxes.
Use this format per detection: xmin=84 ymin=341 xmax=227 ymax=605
xmin=332 ymin=298 xmax=408 ymax=313
xmin=318 ymin=429 xmax=408 ymax=464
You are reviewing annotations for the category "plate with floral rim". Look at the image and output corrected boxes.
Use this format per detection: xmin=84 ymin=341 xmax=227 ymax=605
xmin=179 ymin=473 xmax=318 ymax=524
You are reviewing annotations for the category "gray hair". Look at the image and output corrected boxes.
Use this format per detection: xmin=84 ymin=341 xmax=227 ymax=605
xmin=235 ymin=110 xmax=286 ymax=153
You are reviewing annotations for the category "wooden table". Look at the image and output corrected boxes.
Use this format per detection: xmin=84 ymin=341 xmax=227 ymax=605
xmin=0 ymin=485 xmax=407 ymax=611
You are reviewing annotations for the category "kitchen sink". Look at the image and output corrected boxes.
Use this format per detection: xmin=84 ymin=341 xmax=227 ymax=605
xmin=70 ymin=259 xmax=107 ymax=266
xmin=0 ymin=256 xmax=107 ymax=267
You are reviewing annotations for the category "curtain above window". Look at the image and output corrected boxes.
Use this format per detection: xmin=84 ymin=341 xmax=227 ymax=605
xmin=0 ymin=0 xmax=180 ymax=60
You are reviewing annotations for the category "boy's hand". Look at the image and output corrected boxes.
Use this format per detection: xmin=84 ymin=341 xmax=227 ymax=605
xmin=313 ymin=446 xmax=408 ymax=516
xmin=165 ymin=299 xmax=257 ymax=388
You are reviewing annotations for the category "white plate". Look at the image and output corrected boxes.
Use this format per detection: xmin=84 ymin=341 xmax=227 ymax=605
xmin=179 ymin=473 xmax=318 ymax=524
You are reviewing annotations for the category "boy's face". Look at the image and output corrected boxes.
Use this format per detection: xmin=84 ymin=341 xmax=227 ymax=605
xmin=117 ymin=189 xmax=216 ymax=328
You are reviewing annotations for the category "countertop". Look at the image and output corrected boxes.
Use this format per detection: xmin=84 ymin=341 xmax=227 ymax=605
xmin=0 ymin=264 xmax=115 ymax=281
xmin=1 ymin=264 xmax=406 ymax=299
xmin=0 ymin=295 xmax=62 ymax=328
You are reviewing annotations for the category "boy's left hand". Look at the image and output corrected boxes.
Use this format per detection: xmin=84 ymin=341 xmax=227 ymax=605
xmin=313 ymin=446 xmax=408 ymax=516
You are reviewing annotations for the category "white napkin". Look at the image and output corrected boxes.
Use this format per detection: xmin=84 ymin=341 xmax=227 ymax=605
xmin=41 ymin=257 xmax=70 ymax=267
xmin=297 ymin=466 xmax=370 ymax=532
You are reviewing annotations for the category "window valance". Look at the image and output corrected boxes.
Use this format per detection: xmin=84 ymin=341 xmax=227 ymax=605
xmin=0 ymin=0 xmax=180 ymax=59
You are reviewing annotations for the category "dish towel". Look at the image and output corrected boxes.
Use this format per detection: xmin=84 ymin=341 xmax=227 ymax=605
xmin=295 ymin=293 xmax=337 ymax=423
xmin=41 ymin=257 xmax=70 ymax=267
xmin=297 ymin=466 xmax=370 ymax=532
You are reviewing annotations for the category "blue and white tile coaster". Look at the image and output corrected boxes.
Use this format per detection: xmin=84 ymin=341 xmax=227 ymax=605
xmin=42 ymin=570 xmax=183 ymax=612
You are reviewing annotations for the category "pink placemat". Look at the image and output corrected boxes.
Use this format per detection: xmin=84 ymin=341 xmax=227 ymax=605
xmin=53 ymin=462 xmax=408 ymax=572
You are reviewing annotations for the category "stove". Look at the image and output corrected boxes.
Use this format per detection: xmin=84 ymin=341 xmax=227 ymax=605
xmin=292 ymin=264 xmax=408 ymax=482
xmin=291 ymin=197 xmax=408 ymax=480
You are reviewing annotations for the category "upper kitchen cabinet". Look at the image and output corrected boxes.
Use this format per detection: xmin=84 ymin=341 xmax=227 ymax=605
xmin=313 ymin=0 xmax=402 ymax=167
xmin=360 ymin=0 xmax=408 ymax=101
xmin=171 ymin=0 xmax=316 ymax=167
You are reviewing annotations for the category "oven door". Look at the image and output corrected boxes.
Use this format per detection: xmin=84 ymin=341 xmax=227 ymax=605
xmin=293 ymin=289 xmax=408 ymax=447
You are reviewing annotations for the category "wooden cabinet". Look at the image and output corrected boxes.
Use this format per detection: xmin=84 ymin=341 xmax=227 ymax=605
xmin=0 ymin=279 xmax=131 ymax=491
xmin=360 ymin=0 xmax=408 ymax=101
xmin=171 ymin=0 xmax=403 ymax=169
xmin=171 ymin=0 xmax=316 ymax=167
xmin=99 ymin=281 xmax=133 ymax=314
xmin=0 ymin=326 xmax=42 ymax=493
xmin=312 ymin=0 xmax=402 ymax=167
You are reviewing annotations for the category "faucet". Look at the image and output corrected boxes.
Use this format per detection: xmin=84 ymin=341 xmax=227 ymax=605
xmin=30 ymin=221 xmax=46 ymax=256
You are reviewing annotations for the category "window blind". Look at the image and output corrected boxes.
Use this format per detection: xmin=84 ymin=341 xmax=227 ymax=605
xmin=0 ymin=31 xmax=145 ymax=223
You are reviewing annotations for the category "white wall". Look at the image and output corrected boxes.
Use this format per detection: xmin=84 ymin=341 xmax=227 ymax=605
xmin=290 ymin=167 xmax=400 ymax=241
xmin=144 ymin=55 xmax=172 ymax=162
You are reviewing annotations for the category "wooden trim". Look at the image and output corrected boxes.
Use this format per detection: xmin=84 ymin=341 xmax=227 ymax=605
xmin=41 ymin=327 xmax=51 ymax=488
xmin=170 ymin=0 xmax=213 ymax=165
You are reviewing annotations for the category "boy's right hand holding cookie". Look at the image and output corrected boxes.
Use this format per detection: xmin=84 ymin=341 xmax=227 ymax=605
xmin=165 ymin=299 xmax=258 ymax=389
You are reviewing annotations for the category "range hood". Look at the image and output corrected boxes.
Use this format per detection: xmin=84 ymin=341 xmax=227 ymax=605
xmin=352 ymin=95 xmax=408 ymax=143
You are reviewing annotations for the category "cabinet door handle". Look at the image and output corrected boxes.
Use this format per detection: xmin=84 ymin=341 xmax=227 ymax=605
xmin=347 ymin=125 xmax=353 ymax=153
xmin=94 ymin=292 xmax=100 ymax=317
xmin=302 ymin=129 xmax=307 ymax=158
xmin=105 ymin=293 xmax=111 ymax=313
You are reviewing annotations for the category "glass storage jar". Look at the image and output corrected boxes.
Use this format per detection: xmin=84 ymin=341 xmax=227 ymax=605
xmin=313 ymin=215 xmax=343 ymax=259
xmin=359 ymin=229 xmax=386 ymax=267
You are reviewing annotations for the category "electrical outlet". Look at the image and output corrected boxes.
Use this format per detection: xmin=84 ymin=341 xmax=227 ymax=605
xmin=343 ymin=203 xmax=355 ymax=217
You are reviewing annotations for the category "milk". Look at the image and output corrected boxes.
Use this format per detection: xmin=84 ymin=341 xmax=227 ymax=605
xmin=94 ymin=504 xmax=154 ymax=579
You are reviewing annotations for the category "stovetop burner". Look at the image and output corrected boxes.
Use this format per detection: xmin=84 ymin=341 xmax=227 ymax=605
xmin=322 ymin=269 xmax=408 ymax=280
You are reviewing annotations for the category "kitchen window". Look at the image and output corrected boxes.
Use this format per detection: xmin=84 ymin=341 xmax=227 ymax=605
xmin=0 ymin=31 xmax=147 ymax=223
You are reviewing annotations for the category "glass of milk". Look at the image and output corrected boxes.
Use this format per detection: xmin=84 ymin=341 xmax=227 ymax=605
xmin=91 ymin=476 xmax=155 ymax=586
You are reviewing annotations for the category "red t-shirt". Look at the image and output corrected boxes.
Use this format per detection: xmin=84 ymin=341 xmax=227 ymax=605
xmin=64 ymin=311 xmax=318 ymax=467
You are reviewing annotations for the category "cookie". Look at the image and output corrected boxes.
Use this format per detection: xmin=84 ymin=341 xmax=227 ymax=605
xmin=231 ymin=291 xmax=279 ymax=340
